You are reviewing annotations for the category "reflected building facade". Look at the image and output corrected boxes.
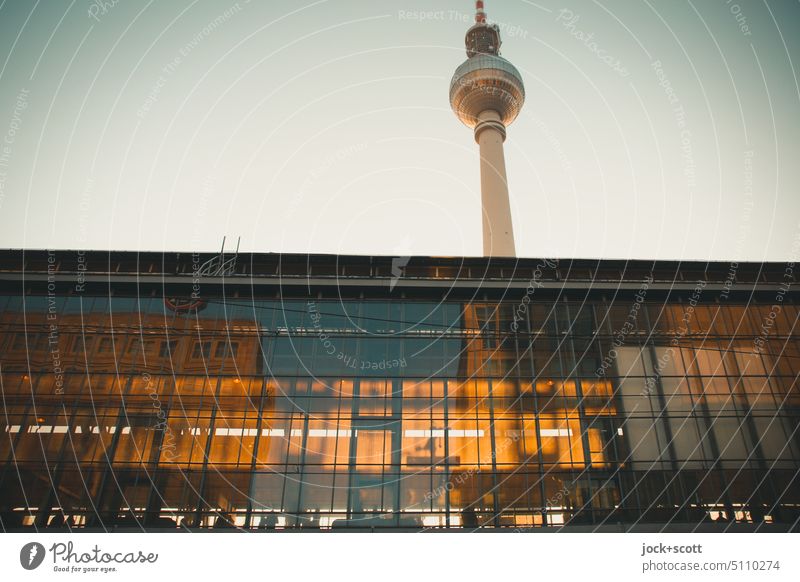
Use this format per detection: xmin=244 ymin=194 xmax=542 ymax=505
xmin=0 ymin=250 xmax=798 ymax=531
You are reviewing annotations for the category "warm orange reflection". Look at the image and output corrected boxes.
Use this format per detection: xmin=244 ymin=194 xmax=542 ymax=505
xmin=5 ymin=298 xmax=795 ymax=528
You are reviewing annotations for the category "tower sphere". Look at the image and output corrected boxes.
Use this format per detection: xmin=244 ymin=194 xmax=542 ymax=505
xmin=449 ymin=54 xmax=525 ymax=129
xmin=449 ymin=19 xmax=525 ymax=130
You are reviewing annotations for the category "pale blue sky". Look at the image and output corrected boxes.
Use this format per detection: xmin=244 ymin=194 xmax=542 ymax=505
xmin=0 ymin=0 xmax=798 ymax=260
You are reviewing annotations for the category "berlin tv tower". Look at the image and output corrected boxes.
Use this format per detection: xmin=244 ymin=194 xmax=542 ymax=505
xmin=450 ymin=1 xmax=525 ymax=257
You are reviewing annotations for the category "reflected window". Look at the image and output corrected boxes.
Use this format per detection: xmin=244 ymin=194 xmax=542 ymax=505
xmin=159 ymin=339 xmax=178 ymax=358
xmin=97 ymin=337 xmax=114 ymax=353
xmin=191 ymin=341 xmax=211 ymax=359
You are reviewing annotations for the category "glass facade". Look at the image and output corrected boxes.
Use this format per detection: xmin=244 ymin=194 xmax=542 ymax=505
xmin=1 ymin=252 xmax=798 ymax=530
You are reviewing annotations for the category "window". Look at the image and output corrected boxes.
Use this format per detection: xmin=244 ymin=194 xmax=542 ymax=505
xmin=11 ymin=334 xmax=27 ymax=351
xmin=159 ymin=339 xmax=178 ymax=358
xmin=192 ymin=341 xmax=211 ymax=359
xmin=2 ymin=291 xmax=798 ymax=530
xmin=71 ymin=335 xmax=94 ymax=353
xmin=97 ymin=337 xmax=114 ymax=354
xmin=214 ymin=341 xmax=239 ymax=358
xmin=127 ymin=338 xmax=153 ymax=354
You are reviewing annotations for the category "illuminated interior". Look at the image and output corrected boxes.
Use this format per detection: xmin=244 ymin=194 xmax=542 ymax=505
xmin=1 ymin=282 xmax=798 ymax=529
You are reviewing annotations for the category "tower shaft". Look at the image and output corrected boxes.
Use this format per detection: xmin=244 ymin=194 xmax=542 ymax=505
xmin=475 ymin=110 xmax=515 ymax=256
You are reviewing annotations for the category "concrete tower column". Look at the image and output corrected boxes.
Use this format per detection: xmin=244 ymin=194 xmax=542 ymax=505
xmin=474 ymin=109 xmax=514 ymax=256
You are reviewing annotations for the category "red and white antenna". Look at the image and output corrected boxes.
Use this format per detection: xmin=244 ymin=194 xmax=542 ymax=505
xmin=475 ymin=0 xmax=487 ymax=23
